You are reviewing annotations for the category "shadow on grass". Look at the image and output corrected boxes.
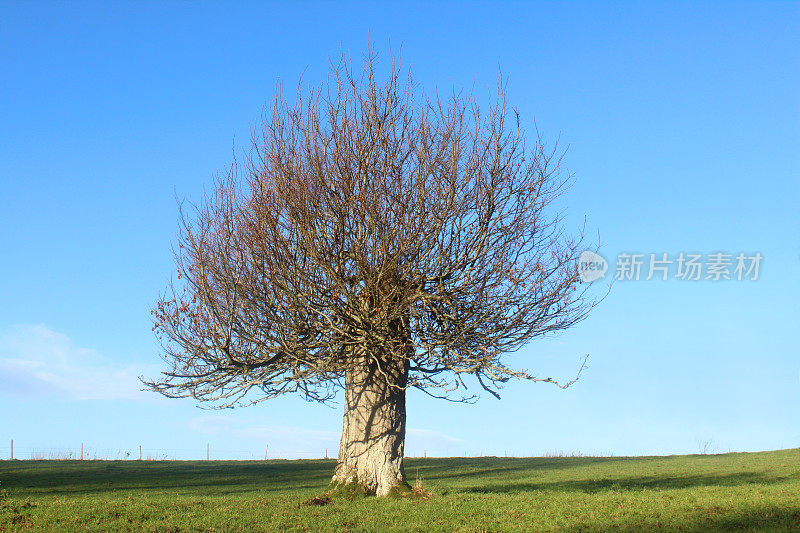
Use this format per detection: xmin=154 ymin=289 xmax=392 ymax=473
xmin=406 ymin=456 xmax=617 ymax=482
xmin=685 ymin=508 xmax=800 ymax=532
xmin=1 ymin=457 xmax=610 ymax=498
xmin=461 ymin=470 xmax=794 ymax=494
xmin=3 ymin=455 xmax=797 ymax=500
xmin=0 ymin=460 xmax=337 ymax=497
xmin=561 ymin=506 xmax=800 ymax=532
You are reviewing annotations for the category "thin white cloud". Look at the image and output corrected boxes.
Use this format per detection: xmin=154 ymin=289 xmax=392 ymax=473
xmin=189 ymin=415 xmax=338 ymax=441
xmin=407 ymin=428 xmax=465 ymax=445
xmin=0 ymin=324 xmax=156 ymax=401
xmin=405 ymin=428 xmax=466 ymax=456
xmin=186 ymin=417 xmax=466 ymax=458
xmin=187 ymin=414 xmax=339 ymax=458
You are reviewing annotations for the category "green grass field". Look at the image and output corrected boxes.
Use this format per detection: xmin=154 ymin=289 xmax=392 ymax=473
xmin=1 ymin=448 xmax=798 ymax=531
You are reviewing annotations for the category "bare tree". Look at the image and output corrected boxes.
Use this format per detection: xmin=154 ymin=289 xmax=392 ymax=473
xmin=144 ymin=50 xmax=595 ymax=496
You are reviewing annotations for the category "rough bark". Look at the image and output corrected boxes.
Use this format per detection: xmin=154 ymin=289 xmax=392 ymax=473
xmin=332 ymin=347 xmax=409 ymax=496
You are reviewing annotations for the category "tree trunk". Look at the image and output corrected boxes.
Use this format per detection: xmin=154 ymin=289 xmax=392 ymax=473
xmin=332 ymin=347 xmax=409 ymax=496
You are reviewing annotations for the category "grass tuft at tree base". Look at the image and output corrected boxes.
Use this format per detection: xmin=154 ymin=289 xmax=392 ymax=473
xmin=324 ymin=480 xmax=370 ymax=500
xmin=324 ymin=478 xmax=432 ymax=501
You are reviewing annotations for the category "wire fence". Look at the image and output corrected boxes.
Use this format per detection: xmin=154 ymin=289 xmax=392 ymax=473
xmin=0 ymin=440 xmax=615 ymax=461
xmin=0 ymin=440 xmax=335 ymax=461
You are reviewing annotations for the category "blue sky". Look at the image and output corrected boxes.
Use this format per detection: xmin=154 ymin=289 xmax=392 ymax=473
xmin=1 ymin=1 xmax=798 ymax=460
